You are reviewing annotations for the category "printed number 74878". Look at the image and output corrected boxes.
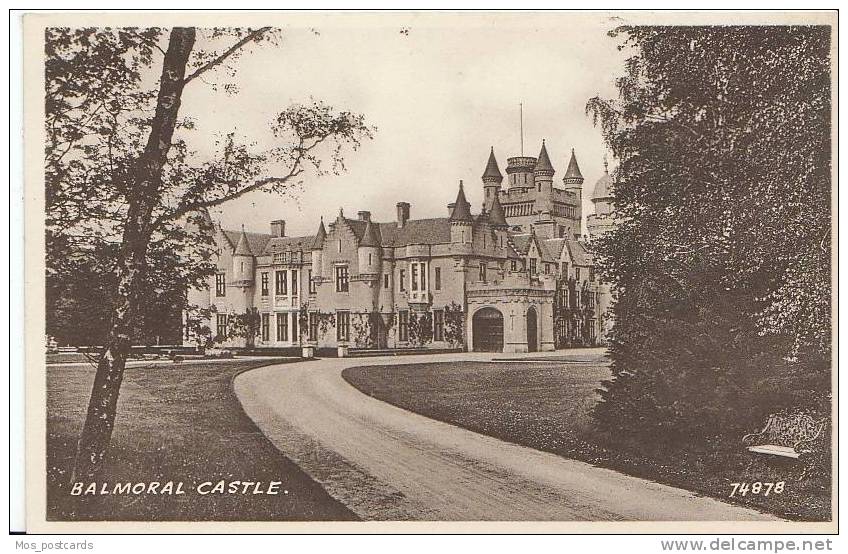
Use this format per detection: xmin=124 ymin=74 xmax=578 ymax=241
xmin=730 ymin=482 xmax=785 ymax=497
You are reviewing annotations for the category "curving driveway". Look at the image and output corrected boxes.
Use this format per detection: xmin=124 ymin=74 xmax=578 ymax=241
xmin=234 ymin=352 xmax=779 ymax=521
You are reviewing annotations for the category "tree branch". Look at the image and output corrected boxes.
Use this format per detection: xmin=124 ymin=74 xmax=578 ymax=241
xmin=183 ymin=27 xmax=272 ymax=85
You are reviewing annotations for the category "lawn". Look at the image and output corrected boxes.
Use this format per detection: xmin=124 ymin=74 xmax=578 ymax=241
xmin=343 ymin=352 xmax=830 ymax=521
xmin=47 ymin=359 xmax=357 ymax=521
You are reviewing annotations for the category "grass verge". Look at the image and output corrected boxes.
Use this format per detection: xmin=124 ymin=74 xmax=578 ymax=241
xmin=47 ymin=359 xmax=358 ymax=521
xmin=342 ymin=356 xmax=830 ymax=521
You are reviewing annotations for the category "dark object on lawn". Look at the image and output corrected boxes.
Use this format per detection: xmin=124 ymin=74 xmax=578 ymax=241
xmin=171 ymin=355 xmax=184 ymax=363
xmin=742 ymin=410 xmax=827 ymax=460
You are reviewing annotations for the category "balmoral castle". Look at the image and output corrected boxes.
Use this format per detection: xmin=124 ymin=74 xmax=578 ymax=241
xmin=184 ymin=140 xmax=616 ymax=354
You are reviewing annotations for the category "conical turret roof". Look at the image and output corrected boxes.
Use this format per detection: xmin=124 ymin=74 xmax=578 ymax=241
xmin=234 ymin=226 xmax=253 ymax=256
xmin=488 ymin=193 xmax=507 ymax=226
xmin=563 ymin=148 xmax=583 ymax=181
xmin=311 ymin=218 xmax=327 ymax=250
xmin=482 ymin=147 xmax=503 ymax=182
xmin=534 ymin=140 xmax=555 ymax=174
xmin=359 ymin=219 xmax=379 ymax=247
xmin=449 ymin=181 xmax=473 ymax=222
xmin=592 ymin=160 xmax=613 ymax=201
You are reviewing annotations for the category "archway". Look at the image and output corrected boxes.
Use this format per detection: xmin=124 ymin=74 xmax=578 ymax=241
xmin=527 ymin=306 xmax=538 ymax=352
xmin=472 ymin=307 xmax=504 ymax=352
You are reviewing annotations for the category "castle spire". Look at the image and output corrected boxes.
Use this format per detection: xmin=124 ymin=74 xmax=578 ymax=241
xmin=449 ymin=180 xmax=473 ymax=222
xmin=488 ymin=192 xmax=508 ymax=227
xmin=359 ymin=218 xmax=379 ymax=247
xmin=482 ymin=147 xmax=503 ymax=182
xmin=563 ymin=148 xmax=584 ymax=182
xmin=311 ymin=217 xmax=327 ymax=250
xmin=533 ymin=139 xmax=555 ymax=175
xmin=234 ymin=226 xmax=252 ymax=256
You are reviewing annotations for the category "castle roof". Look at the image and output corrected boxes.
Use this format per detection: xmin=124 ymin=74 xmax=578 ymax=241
xmin=564 ymin=149 xmax=583 ymax=181
xmin=592 ymin=166 xmax=613 ymax=201
xmin=261 ymin=235 xmax=315 ymax=256
xmin=534 ymin=141 xmax=555 ymax=174
xmin=565 ymin=239 xmax=593 ymax=266
xmin=449 ymin=182 xmax=474 ymax=222
xmin=223 ymin=228 xmax=271 ymax=256
xmin=488 ymin=194 xmax=507 ymax=226
xmin=359 ymin=219 xmax=380 ymax=247
xmin=482 ymin=147 xmax=503 ymax=181
xmin=311 ymin=218 xmax=327 ymax=250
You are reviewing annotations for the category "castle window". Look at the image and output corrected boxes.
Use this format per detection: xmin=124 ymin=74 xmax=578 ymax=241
xmin=368 ymin=253 xmax=373 ymax=266
xmin=338 ymin=239 xmax=342 ymax=253
xmin=433 ymin=309 xmax=444 ymax=342
xmin=308 ymin=312 xmax=318 ymax=341
xmin=411 ymin=264 xmax=418 ymax=291
xmin=575 ymin=267 xmax=581 ymax=281
xmin=336 ymin=311 xmax=350 ymax=342
xmin=544 ymin=263 xmax=551 ymax=275
xmin=384 ymin=273 xmax=390 ymax=288
xmin=308 ymin=269 xmax=316 ymax=294
xmin=529 ymin=258 xmax=537 ymax=275
xmin=434 ymin=267 xmax=441 ymax=290
xmin=261 ymin=313 xmax=270 ymax=342
xmin=216 ymin=314 xmax=228 ymax=340
xmin=589 ymin=267 xmax=595 ymax=282
xmin=399 ymin=269 xmax=406 ymax=292
xmin=215 ymin=274 xmax=226 ymax=297
xmin=260 ymin=272 xmax=269 ymax=296
xmin=275 ymin=270 xmax=287 ymax=295
xmin=291 ymin=312 xmax=299 ymax=342
xmin=510 ymin=260 xmax=517 ymax=272
xmin=398 ymin=310 xmax=409 ymax=342
xmin=292 ymin=270 xmax=298 ymax=295
xmin=335 ymin=266 xmax=349 ymax=293
xmin=277 ymin=313 xmax=288 ymax=342
xmin=479 ymin=262 xmax=487 ymax=282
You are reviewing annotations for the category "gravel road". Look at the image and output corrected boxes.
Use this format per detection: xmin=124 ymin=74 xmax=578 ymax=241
xmin=234 ymin=352 xmax=779 ymax=522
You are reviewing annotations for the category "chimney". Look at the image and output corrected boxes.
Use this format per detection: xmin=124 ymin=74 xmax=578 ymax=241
xmin=447 ymin=202 xmax=456 ymax=216
xmin=270 ymin=219 xmax=286 ymax=237
xmin=396 ymin=202 xmax=410 ymax=228
xmin=357 ymin=210 xmax=371 ymax=222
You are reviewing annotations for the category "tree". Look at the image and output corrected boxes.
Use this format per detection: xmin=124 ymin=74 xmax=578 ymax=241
xmin=46 ymin=27 xmax=373 ymax=480
xmin=586 ymin=26 xmax=831 ymax=441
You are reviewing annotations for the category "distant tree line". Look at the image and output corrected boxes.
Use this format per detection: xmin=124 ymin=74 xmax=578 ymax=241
xmin=586 ymin=26 xmax=831 ymax=444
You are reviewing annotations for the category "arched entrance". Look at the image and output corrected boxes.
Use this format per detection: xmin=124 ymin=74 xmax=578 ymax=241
xmin=472 ymin=307 xmax=504 ymax=352
xmin=527 ymin=307 xmax=538 ymax=352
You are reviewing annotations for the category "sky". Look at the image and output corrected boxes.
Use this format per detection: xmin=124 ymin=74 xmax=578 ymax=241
xmin=176 ymin=12 xmax=631 ymax=238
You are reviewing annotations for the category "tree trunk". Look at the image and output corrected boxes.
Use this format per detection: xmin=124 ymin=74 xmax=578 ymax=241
xmin=71 ymin=28 xmax=196 ymax=482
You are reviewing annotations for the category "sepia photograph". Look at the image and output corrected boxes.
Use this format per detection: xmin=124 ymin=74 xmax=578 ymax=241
xmin=18 ymin=10 xmax=836 ymax=534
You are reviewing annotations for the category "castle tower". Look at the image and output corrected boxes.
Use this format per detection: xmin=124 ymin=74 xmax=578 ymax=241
xmin=563 ymin=148 xmax=584 ymax=235
xmin=449 ymin=180 xmax=474 ymax=247
xmin=481 ymin=147 xmax=504 ymax=211
xmin=587 ymin=157 xmax=616 ymax=237
xmin=357 ymin=217 xmax=381 ymax=277
xmin=311 ymin=217 xmax=327 ymax=279
xmin=506 ymin=155 xmax=536 ymax=190
xmin=533 ymin=140 xmax=555 ymax=218
xmin=232 ymin=226 xmax=254 ymax=285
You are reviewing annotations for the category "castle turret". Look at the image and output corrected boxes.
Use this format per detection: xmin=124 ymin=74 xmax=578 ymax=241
xmin=357 ymin=217 xmax=381 ymax=277
xmin=533 ymin=140 xmax=555 ymax=217
xmin=232 ymin=226 xmax=254 ymax=284
xmin=449 ymin=180 xmax=474 ymax=246
xmin=587 ymin=157 xmax=616 ymax=237
xmin=481 ymin=147 xmax=503 ymax=211
xmin=506 ymin=155 xmax=536 ymax=190
xmin=562 ymin=148 xmax=584 ymax=189
xmin=311 ymin=217 xmax=327 ymax=279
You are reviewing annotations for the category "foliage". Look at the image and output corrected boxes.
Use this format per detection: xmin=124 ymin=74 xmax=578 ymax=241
xmin=46 ymin=26 xmax=373 ymax=479
xmin=407 ymin=311 xmax=433 ymax=347
xmin=586 ymin=26 xmax=832 ymax=442
xmin=225 ymin=308 xmax=261 ymax=347
xmin=442 ymin=302 xmax=465 ymax=348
